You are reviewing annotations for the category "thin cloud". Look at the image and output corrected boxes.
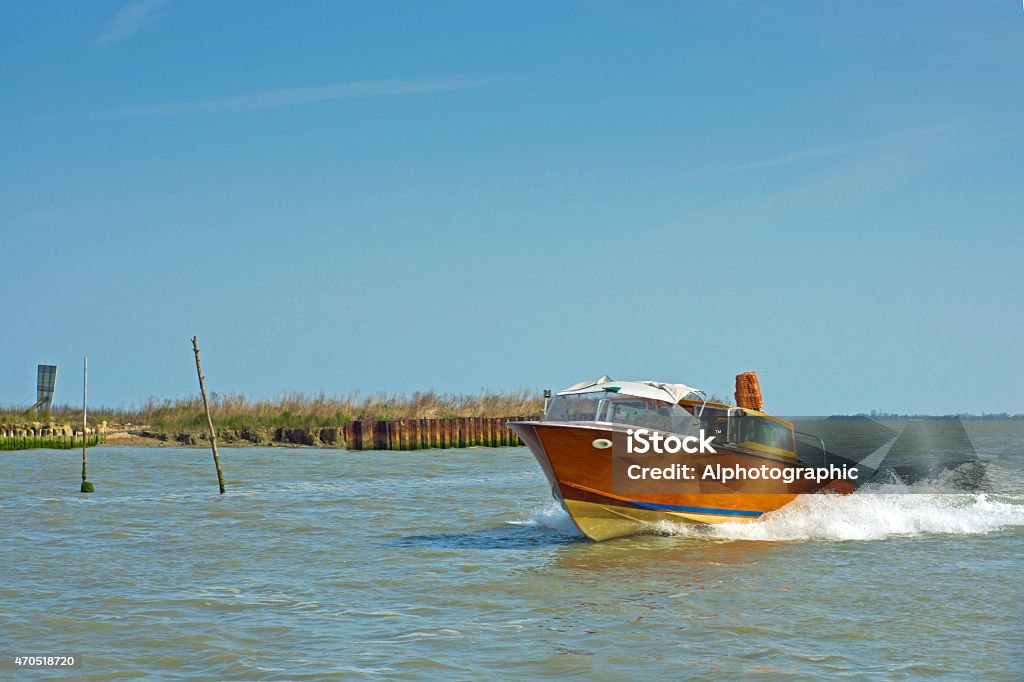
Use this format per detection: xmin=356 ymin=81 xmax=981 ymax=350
xmin=661 ymin=123 xmax=977 ymax=237
xmin=91 ymin=78 xmax=494 ymax=119
xmin=716 ymin=142 xmax=852 ymax=175
xmin=97 ymin=0 xmax=169 ymax=46
xmin=705 ymin=123 xmax=955 ymax=178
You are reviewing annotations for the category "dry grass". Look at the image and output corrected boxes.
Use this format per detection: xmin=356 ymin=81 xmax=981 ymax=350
xmin=0 ymin=390 xmax=543 ymax=433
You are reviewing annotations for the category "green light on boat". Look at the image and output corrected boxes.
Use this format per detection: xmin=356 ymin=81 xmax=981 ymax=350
xmin=603 ymin=386 xmax=621 ymax=393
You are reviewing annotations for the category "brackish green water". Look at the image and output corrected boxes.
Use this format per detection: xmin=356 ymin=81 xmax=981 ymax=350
xmin=2 ymin=445 xmax=1022 ymax=680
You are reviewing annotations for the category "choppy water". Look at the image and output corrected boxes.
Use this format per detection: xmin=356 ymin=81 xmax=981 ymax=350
xmin=2 ymin=444 xmax=1023 ymax=680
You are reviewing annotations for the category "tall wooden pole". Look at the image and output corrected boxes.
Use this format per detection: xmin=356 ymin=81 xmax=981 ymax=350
xmin=192 ymin=336 xmax=225 ymax=494
xmin=81 ymin=356 xmax=93 ymax=492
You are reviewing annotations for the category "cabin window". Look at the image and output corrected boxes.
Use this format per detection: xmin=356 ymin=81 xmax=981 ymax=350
xmin=699 ymin=406 xmax=730 ymax=445
xmin=731 ymin=414 xmax=795 ymax=452
xmin=547 ymin=393 xmax=696 ymax=434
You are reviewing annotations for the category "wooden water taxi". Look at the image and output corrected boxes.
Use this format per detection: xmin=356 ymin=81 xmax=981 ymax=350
xmin=509 ymin=374 xmax=849 ymax=541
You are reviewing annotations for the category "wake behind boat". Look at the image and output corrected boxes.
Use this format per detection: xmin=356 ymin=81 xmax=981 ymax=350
xmin=510 ymin=373 xmax=852 ymax=541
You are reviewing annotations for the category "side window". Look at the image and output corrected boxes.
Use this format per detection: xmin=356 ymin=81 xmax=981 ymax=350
xmin=732 ymin=414 xmax=794 ymax=452
xmin=700 ymin=407 xmax=729 ymax=444
xmin=765 ymin=422 xmax=794 ymax=451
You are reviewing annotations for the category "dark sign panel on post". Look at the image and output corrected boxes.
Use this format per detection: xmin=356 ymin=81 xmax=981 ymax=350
xmin=36 ymin=365 xmax=57 ymax=413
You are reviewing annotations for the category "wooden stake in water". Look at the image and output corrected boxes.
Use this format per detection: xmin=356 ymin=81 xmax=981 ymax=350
xmin=81 ymin=356 xmax=94 ymax=493
xmin=192 ymin=336 xmax=225 ymax=494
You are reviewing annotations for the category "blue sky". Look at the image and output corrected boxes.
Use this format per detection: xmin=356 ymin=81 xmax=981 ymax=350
xmin=2 ymin=1 xmax=1022 ymax=414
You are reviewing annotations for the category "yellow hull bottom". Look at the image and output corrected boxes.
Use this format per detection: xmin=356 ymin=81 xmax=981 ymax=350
xmin=563 ymin=499 xmax=759 ymax=541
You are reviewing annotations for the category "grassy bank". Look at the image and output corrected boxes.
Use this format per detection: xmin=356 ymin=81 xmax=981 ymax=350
xmin=1 ymin=390 xmax=543 ymax=435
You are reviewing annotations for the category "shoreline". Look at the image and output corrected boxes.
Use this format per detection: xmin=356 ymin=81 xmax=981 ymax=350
xmin=98 ymin=430 xmax=346 ymax=449
xmin=5 ymin=416 xmax=534 ymax=451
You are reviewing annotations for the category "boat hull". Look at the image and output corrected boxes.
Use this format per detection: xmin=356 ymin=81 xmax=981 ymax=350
xmin=510 ymin=420 xmax=826 ymax=541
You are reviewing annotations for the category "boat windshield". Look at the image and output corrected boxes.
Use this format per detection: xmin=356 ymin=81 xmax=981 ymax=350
xmin=546 ymin=392 xmax=697 ymax=434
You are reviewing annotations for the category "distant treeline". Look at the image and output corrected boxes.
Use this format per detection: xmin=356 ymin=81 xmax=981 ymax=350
xmin=0 ymin=390 xmax=544 ymax=433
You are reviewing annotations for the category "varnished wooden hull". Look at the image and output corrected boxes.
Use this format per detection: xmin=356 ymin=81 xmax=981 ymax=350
xmin=510 ymin=421 xmax=825 ymax=541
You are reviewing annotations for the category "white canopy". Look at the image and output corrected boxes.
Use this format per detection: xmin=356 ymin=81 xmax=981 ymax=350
xmin=558 ymin=376 xmax=703 ymax=404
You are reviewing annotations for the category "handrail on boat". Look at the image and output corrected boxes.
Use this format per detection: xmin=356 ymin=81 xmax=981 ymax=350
xmin=696 ymin=390 xmax=709 ymax=418
xmin=794 ymin=430 xmax=827 ymax=465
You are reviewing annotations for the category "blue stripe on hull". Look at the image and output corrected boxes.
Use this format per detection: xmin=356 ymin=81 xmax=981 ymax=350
xmin=627 ymin=500 xmax=765 ymax=518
